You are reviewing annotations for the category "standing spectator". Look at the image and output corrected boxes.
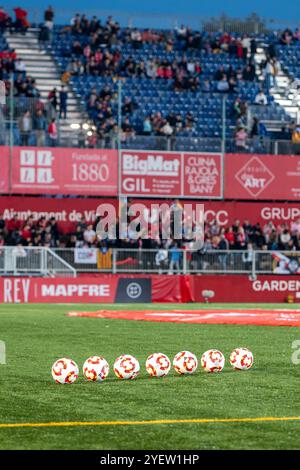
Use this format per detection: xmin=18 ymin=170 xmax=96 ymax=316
xmin=263 ymin=58 xmax=279 ymax=89
xmin=13 ymin=7 xmax=29 ymax=34
xmin=48 ymin=118 xmax=58 ymax=146
xmin=44 ymin=5 xmax=54 ymax=42
xmin=38 ymin=24 xmax=50 ymax=48
xmin=83 ymin=224 xmax=96 ymax=245
xmin=169 ymin=243 xmax=181 ymax=274
xmin=44 ymin=5 xmax=54 ymax=25
xmin=34 ymin=109 xmax=47 ymax=146
xmin=18 ymin=110 xmax=32 ymax=146
xmin=218 ymin=233 xmax=229 ymax=271
xmin=242 ymin=243 xmax=254 ymax=271
xmin=59 ymin=85 xmax=68 ymax=119
xmin=48 ymin=88 xmax=57 ymax=117
xmin=0 ymin=7 xmax=10 ymax=33
xmin=14 ymin=58 xmax=26 ymax=78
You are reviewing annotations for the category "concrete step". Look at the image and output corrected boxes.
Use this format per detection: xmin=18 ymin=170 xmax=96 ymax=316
xmin=35 ymin=81 xmax=65 ymax=88
xmin=12 ymin=47 xmax=50 ymax=54
xmin=26 ymin=71 xmax=58 ymax=79
xmin=8 ymin=39 xmax=39 ymax=46
xmin=276 ymin=99 xmax=294 ymax=107
xmin=25 ymin=65 xmax=58 ymax=71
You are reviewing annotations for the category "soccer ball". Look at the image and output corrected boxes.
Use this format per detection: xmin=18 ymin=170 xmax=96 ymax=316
xmin=230 ymin=348 xmax=254 ymax=370
xmin=114 ymin=355 xmax=140 ymax=380
xmin=83 ymin=356 xmax=109 ymax=382
xmin=173 ymin=351 xmax=198 ymax=375
xmin=145 ymin=353 xmax=171 ymax=377
xmin=201 ymin=349 xmax=225 ymax=373
xmin=51 ymin=358 xmax=79 ymax=384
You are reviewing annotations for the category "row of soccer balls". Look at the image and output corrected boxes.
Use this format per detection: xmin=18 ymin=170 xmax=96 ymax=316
xmin=51 ymin=348 xmax=254 ymax=384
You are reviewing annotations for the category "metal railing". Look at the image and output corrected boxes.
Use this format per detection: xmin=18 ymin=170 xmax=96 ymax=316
xmin=48 ymin=248 xmax=300 ymax=276
xmin=0 ymin=247 xmax=298 ymax=277
xmin=0 ymin=246 xmax=76 ymax=277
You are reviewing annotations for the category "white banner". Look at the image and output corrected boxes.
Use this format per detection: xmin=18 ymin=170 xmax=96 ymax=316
xmin=74 ymin=248 xmax=98 ymax=265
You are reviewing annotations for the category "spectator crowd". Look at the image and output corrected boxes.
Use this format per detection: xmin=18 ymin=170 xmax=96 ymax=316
xmin=1 ymin=206 xmax=300 ymax=254
xmin=1 ymin=7 xmax=300 ymax=150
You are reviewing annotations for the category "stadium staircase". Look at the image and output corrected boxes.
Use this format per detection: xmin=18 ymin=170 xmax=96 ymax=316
xmin=255 ymin=44 xmax=300 ymax=125
xmin=4 ymin=28 xmax=84 ymax=144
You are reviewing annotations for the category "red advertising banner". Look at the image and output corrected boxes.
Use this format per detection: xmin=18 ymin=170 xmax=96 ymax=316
xmin=191 ymin=275 xmax=300 ymax=303
xmin=2 ymin=146 xmax=300 ymax=200
xmin=0 ymin=196 xmax=300 ymax=233
xmin=0 ymin=275 xmax=298 ymax=304
xmin=11 ymin=147 xmax=118 ymax=195
xmin=0 ymin=146 xmax=9 ymax=193
xmin=0 ymin=277 xmax=118 ymax=303
xmin=225 ymin=153 xmax=300 ymax=200
xmin=120 ymin=150 xmax=222 ymax=198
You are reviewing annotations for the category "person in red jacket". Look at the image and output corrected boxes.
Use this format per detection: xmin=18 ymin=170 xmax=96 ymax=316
xmin=13 ymin=7 xmax=29 ymax=34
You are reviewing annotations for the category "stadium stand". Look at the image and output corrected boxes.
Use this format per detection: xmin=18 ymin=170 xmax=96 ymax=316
xmin=1 ymin=9 xmax=300 ymax=152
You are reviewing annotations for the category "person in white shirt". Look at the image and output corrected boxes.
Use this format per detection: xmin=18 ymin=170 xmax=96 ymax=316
xmin=83 ymin=225 xmax=96 ymax=244
xmin=15 ymin=59 xmax=26 ymax=74
xmin=254 ymin=90 xmax=268 ymax=105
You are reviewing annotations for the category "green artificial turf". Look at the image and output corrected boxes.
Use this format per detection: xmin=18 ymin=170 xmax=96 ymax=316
xmin=0 ymin=303 xmax=299 ymax=450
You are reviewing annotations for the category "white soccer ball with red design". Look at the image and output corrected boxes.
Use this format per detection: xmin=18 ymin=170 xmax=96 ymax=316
xmin=145 ymin=353 xmax=171 ymax=377
xmin=230 ymin=348 xmax=254 ymax=370
xmin=51 ymin=357 xmax=79 ymax=384
xmin=83 ymin=355 xmax=109 ymax=382
xmin=114 ymin=355 xmax=140 ymax=380
xmin=201 ymin=349 xmax=225 ymax=373
xmin=173 ymin=351 xmax=198 ymax=375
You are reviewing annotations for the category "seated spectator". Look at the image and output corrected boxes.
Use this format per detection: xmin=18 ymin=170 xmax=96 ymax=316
xmin=216 ymin=75 xmax=230 ymax=92
xmin=242 ymin=63 xmax=256 ymax=81
xmin=160 ymin=119 xmax=173 ymax=137
xmin=122 ymin=117 xmax=135 ymax=139
xmin=201 ymin=79 xmax=211 ymax=92
xmin=235 ymin=126 xmax=248 ymax=150
xmin=122 ymin=96 xmax=136 ymax=115
xmin=280 ymin=28 xmax=293 ymax=45
xmin=254 ymin=90 xmax=268 ymax=105
xmin=143 ymin=116 xmax=152 ymax=135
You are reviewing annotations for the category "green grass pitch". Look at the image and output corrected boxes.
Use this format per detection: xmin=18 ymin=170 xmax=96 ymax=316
xmin=0 ymin=302 xmax=299 ymax=450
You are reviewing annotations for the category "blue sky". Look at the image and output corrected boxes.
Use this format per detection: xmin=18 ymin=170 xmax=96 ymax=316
xmin=3 ymin=0 xmax=296 ymax=28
